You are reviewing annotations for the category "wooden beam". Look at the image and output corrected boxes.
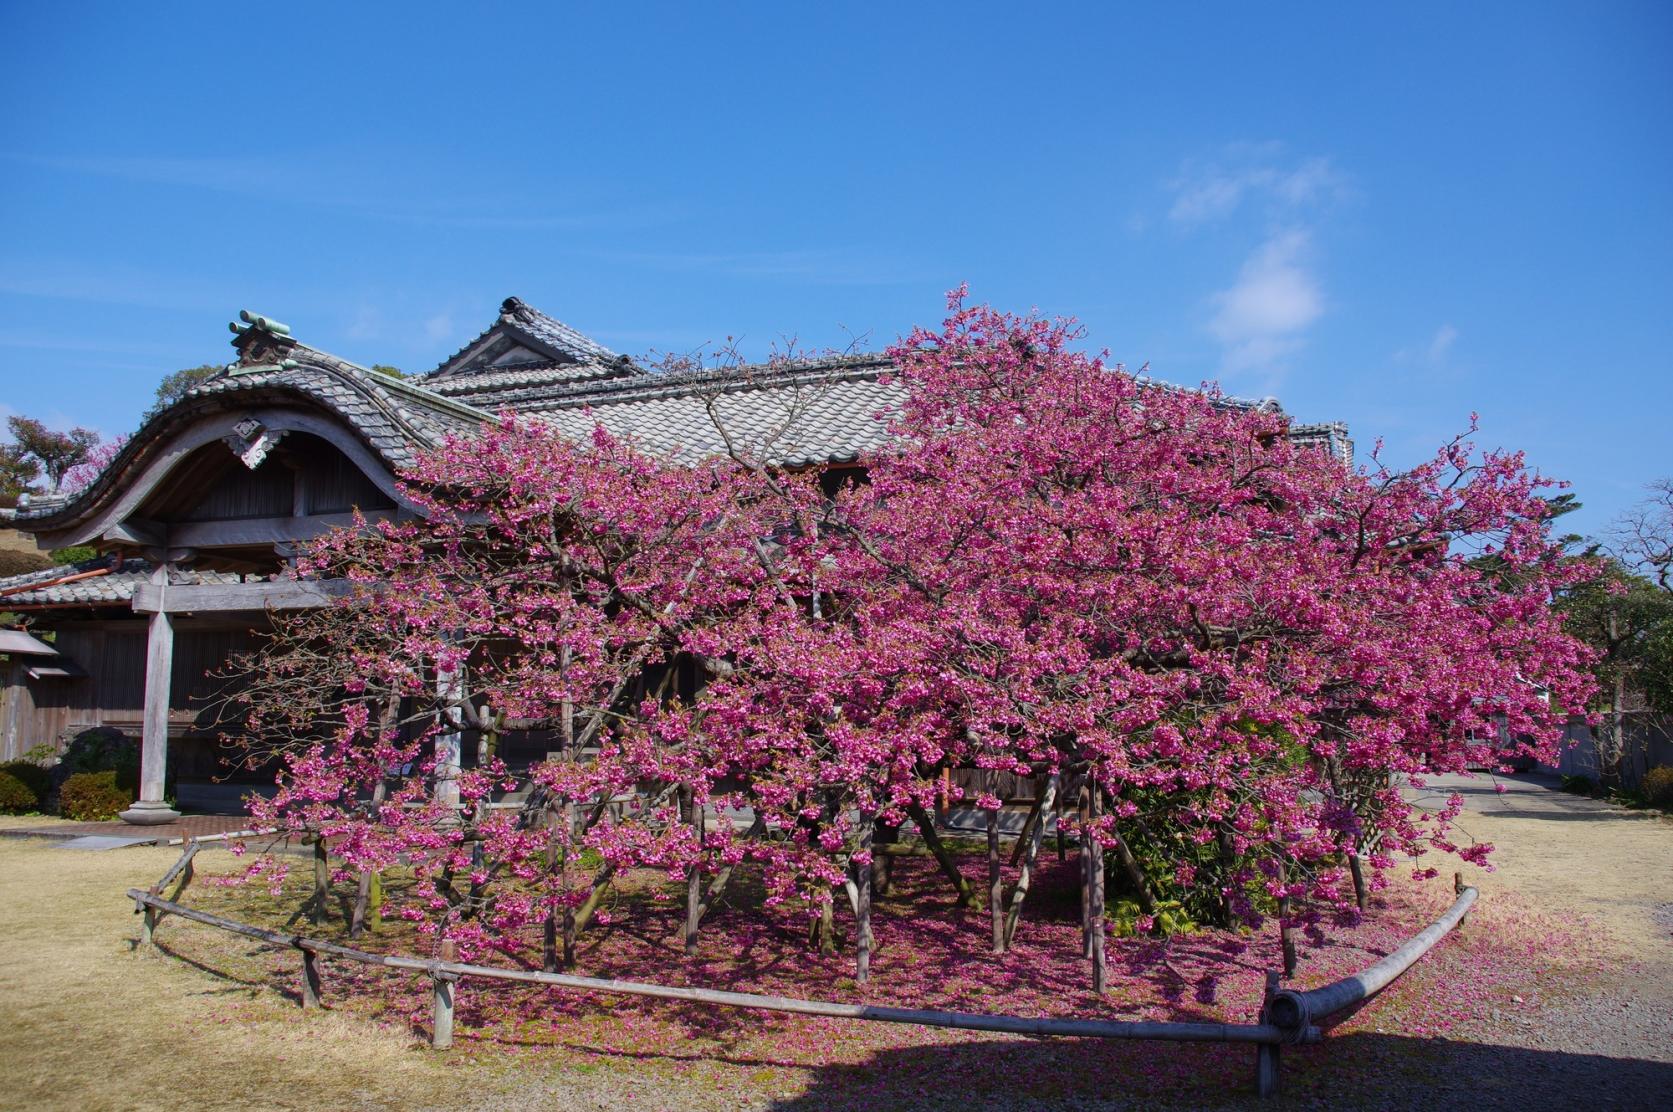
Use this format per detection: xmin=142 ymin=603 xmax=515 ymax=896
xmin=132 ymin=577 xmax=354 ymax=614
xmin=101 ymin=518 xmax=165 ymax=547
xmin=164 ymin=510 xmax=397 ymax=549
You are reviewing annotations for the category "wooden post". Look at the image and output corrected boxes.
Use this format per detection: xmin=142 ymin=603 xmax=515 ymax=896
xmin=1009 ymin=779 xmax=1048 ymax=868
xmin=906 ymin=803 xmax=983 ymax=910
xmin=120 ymin=562 xmax=182 ymax=825
xmin=433 ymin=660 xmax=463 ymax=810
xmin=1089 ymin=782 xmax=1106 ymax=994
xmin=140 ymin=904 xmax=157 ymax=951
xmin=853 ymin=820 xmax=875 ymax=983
xmin=684 ymin=790 xmax=704 ymax=957
xmin=1080 ymin=779 xmax=1093 ymax=958
xmin=1055 ymin=780 xmax=1066 ymax=863
xmin=299 ymin=946 xmax=323 ymax=1009
xmin=1278 ymin=860 xmax=1297 ymax=978
xmin=1004 ymin=772 xmax=1057 ymax=947
xmin=312 ymin=836 xmax=330 ymax=926
xmin=987 ymin=772 xmax=1004 ymax=954
xmin=1455 ymin=872 xmax=1468 ymax=925
xmin=431 ymin=938 xmax=458 ymax=1050
xmin=1254 ymin=970 xmax=1281 ymax=1097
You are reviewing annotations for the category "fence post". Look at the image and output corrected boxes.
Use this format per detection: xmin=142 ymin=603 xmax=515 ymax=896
xmin=139 ymin=901 xmax=157 ymax=951
xmin=431 ymin=938 xmax=458 ymax=1050
xmin=1255 ymin=970 xmax=1281 ymax=1098
xmin=1454 ymin=873 xmax=1469 ymax=925
xmin=299 ymin=946 xmax=323 ymax=1009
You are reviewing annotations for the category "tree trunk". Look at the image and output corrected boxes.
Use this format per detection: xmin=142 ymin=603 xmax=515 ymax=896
xmin=1348 ymin=850 xmax=1368 ymax=912
xmin=1277 ymin=860 xmax=1297 ymax=977
xmin=1004 ymin=772 xmax=1057 ymax=947
xmin=873 ymin=821 xmax=898 ymax=896
xmin=351 ymin=780 xmax=389 ymax=938
xmin=907 ymin=802 xmax=982 ymax=909
xmin=817 ymin=895 xmax=835 ymax=957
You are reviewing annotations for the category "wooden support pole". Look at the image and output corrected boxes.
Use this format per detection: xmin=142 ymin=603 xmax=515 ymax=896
xmin=300 ymin=946 xmax=323 ymax=1009
xmin=684 ymin=790 xmax=704 ymax=957
xmin=120 ymin=562 xmax=181 ymax=825
xmin=1080 ymin=779 xmax=1093 ymax=958
xmin=312 ymin=836 xmax=330 ymax=926
xmin=1255 ymin=970 xmax=1281 ymax=1097
xmin=1004 ymin=772 xmax=1057 ymax=948
xmin=432 ymin=938 xmax=458 ymax=1050
xmin=1055 ymin=782 xmax=1067 ymax=863
xmin=1009 ymin=780 xmax=1048 ymax=868
xmin=140 ymin=905 xmax=157 ymax=951
xmin=1089 ymin=782 xmax=1106 ymax=994
xmin=853 ymin=819 xmax=875 ymax=983
xmin=983 ymin=775 xmax=997 ymax=949
xmin=906 ymin=803 xmax=982 ymax=910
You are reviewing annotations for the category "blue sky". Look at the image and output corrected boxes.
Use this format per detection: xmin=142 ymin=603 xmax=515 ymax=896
xmin=1 ymin=2 xmax=1668 ymax=538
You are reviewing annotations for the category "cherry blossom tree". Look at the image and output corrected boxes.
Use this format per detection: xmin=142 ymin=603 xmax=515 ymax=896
xmin=231 ymin=292 xmax=1596 ymax=992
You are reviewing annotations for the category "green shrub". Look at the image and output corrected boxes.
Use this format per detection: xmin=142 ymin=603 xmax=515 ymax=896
xmin=0 ymin=761 xmax=50 ymax=809
xmin=1642 ymin=765 xmax=1673 ymax=808
xmin=0 ymin=771 xmax=38 ymax=814
xmin=1560 ymin=773 xmax=1598 ymax=796
xmin=59 ymin=771 xmax=132 ymax=821
xmin=57 ymin=727 xmax=139 ymax=794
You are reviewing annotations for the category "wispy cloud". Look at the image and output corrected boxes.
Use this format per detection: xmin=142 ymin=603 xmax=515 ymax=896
xmin=596 ymin=247 xmax=922 ymax=287
xmin=1168 ymin=143 xmax=1349 ymax=226
xmin=1208 ymin=230 xmax=1323 ymax=374
xmin=1393 ymin=323 xmax=1461 ymax=368
xmin=6 ymin=152 xmax=677 ymax=232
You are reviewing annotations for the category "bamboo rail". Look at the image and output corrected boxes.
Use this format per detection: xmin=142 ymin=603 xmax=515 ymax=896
xmin=126 ymin=844 xmax=1486 ymax=1100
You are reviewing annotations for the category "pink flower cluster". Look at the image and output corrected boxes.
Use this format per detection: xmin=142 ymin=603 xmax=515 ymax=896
xmin=243 ymin=292 xmax=1595 ymax=964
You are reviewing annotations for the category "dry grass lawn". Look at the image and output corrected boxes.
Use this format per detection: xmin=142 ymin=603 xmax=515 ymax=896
xmin=0 ymin=837 xmax=458 ymax=1112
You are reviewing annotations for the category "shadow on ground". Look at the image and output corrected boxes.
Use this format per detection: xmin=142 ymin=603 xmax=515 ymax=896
xmin=753 ymin=1031 xmax=1673 ymax=1110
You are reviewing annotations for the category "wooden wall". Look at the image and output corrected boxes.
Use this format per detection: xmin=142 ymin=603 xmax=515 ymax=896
xmin=1 ymin=617 xmax=265 ymax=768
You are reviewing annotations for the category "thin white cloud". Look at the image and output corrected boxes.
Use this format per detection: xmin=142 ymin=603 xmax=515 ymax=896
xmin=1427 ymin=323 xmax=1459 ymax=362
xmin=1208 ymin=230 xmax=1323 ymax=373
xmin=1168 ymin=147 xmax=1348 ymax=226
xmin=423 ymin=313 xmax=455 ymax=342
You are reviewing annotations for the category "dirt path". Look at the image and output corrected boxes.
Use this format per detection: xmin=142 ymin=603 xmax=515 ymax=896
xmin=1425 ymin=771 xmax=1673 ymax=960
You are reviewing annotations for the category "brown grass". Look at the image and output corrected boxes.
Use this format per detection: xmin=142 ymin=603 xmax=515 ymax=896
xmin=0 ymin=838 xmax=456 ymax=1112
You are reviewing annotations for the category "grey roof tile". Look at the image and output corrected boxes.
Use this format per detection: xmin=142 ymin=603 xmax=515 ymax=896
xmin=0 ymin=558 xmax=244 ymax=608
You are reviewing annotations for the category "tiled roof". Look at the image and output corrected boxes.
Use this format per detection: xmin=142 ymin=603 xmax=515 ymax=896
xmin=421 ymin=359 xmax=640 ymax=407
xmin=0 ymin=558 xmax=244 ymax=609
xmin=189 ymin=344 xmax=488 ymax=471
xmin=523 ymin=356 xmax=901 ymax=467
xmin=500 ymin=298 xmax=620 ymax=363
xmin=13 ymin=341 xmax=493 ymax=529
xmin=428 ymin=297 xmax=625 ymax=380
xmin=1287 ymin=421 xmax=1355 ymax=468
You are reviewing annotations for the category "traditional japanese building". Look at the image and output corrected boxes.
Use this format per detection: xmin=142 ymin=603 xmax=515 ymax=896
xmin=0 ymin=298 xmax=1353 ymax=822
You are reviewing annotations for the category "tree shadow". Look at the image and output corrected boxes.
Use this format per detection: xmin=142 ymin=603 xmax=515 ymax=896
xmin=760 ymin=1031 xmax=1673 ymax=1110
